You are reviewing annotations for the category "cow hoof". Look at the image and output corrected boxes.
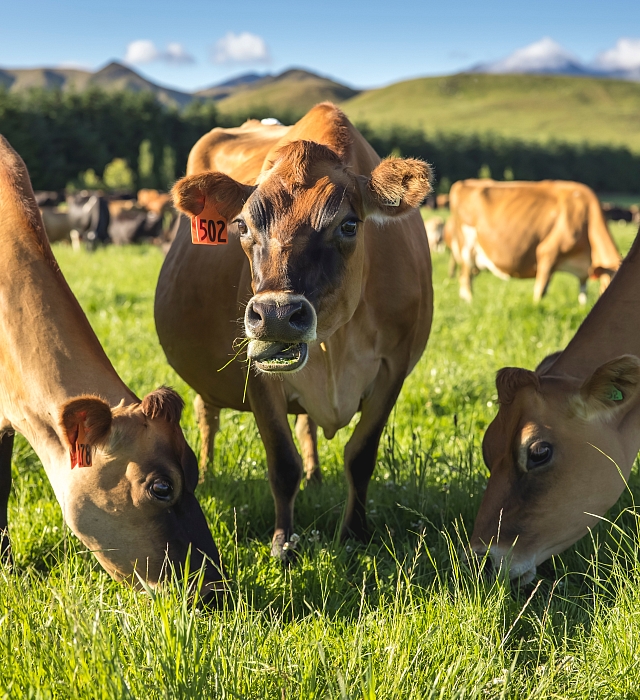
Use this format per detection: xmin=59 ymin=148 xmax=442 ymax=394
xmin=271 ymin=532 xmax=300 ymax=564
xmin=340 ymin=523 xmax=370 ymax=543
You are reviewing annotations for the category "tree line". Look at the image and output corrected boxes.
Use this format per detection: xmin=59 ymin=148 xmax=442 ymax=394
xmin=1 ymin=88 xmax=639 ymax=194
xmin=0 ymin=88 xmax=218 ymax=191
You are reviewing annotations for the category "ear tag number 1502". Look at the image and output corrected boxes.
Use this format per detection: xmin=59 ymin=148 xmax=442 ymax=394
xmin=190 ymin=202 xmax=228 ymax=246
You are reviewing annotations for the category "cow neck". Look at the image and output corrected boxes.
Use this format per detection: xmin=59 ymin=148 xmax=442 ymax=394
xmin=551 ymin=229 xmax=640 ymax=381
xmin=0 ymin=209 xmax=136 ymax=465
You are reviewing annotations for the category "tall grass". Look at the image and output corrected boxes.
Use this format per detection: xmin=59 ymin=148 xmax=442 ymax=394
xmin=0 ymin=222 xmax=638 ymax=698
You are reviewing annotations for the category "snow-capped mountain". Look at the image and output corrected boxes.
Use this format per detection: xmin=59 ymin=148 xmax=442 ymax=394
xmin=470 ymin=37 xmax=640 ymax=81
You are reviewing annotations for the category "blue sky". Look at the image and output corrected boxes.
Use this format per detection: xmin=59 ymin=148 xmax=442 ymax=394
xmin=1 ymin=0 xmax=639 ymax=91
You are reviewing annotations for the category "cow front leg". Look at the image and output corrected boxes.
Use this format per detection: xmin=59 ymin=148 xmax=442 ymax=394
xmin=342 ymin=369 xmax=405 ymax=541
xmin=295 ymin=414 xmax=321 ymax=485
xmin=194 ymin=394 xmax=220 ymax=480
xmin=249 ymin=380 xmax=302 ymax=560
xmin=533 ymin=259 xmax=554 ymax=302
xmin=0 ymin=431 xmax=14 ymax=564
xmin=459 ymin=259 xmax=473 ymax=302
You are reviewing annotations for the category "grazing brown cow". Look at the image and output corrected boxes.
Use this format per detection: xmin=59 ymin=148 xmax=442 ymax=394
xmin=155 ymin=103 xmax=433 ymax=558
xmin=446 ymin=179 xmax=621 ymax=304
xmin=40 ymin=207 xmax=72 ymax=243
xmin=471 ymin=226 xmax=640 ymax=584
xmin=425 ymin=216 xmax=445 ymax=252
xmin=0 ymin=135 xmax=223 ymax=598
xmin=137 ymin=189 xmax=173 ymax=217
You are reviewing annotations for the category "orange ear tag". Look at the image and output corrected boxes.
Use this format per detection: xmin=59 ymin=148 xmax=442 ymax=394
xmin=190 ymin=202 xmax=228 ymax=246
xmin=70 ymin=421 xmax=93 ymax=469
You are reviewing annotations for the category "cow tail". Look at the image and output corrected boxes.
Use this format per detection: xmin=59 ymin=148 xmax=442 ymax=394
xmin=588 ymin=192 xmax=621 ymax=280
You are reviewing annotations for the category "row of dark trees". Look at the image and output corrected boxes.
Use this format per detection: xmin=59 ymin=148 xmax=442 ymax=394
xmin=1 ymin=87 xmax=639 ymax=194
xmin=0 ymin=88 xmax=218 ymax=190
xmin=358 ymin=124 xmax=640 ymax=194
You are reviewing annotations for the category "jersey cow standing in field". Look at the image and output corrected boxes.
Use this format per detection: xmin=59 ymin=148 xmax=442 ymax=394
xmin=445 ymin=179 xmax=621 ymax=303
xmin=155 ymin=103 xmax=433 ymax=558
xmin=0 ymin=136 xmax=223 ymax=599
xmin=471 ymin=226 xmax=640 ymax=584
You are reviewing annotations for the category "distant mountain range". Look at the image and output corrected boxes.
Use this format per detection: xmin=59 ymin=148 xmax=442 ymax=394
xmin=3 ymin=49 xmax=640 ymax=154
xmin=1 ymin=40 xmax=638 ymax=117
xmin=0 ymin=61 xmax=359 ymax=113
xmin=470 ymin=37 xmax=640 ymax=81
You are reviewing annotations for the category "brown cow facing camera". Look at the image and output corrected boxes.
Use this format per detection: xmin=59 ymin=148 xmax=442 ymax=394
xmin=155 ymin=103 xmax=433 ymax=558
xmin=471 ymin=226 xmax=640 ymax=584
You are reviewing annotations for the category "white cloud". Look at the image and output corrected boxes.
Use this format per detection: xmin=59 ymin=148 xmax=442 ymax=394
xmin=124 ymin=40 xmax=195 ymax=65
xmin=212 ymin=32 xmax=270 ymax=65
xmin=125 ymin=40 xmax=159 ymax=64
xmin=164 ymin=43 xmax=194 ymax=64
xmin=594 ymin=38 xmax=640 ymax=72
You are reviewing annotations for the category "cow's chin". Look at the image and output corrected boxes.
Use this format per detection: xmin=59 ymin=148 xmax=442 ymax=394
xmin=247 ymin=340 xmax=309 ymax=373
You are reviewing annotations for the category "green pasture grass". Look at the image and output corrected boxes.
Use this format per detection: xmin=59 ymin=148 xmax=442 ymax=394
xmin=341 ymin=73 xmax=640 ymax=153
xmin=1 ymin=221 xmax=639 ymax=697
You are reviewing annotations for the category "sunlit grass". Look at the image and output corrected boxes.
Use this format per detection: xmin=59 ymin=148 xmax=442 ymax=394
xmin=0 ymin=221 xmax=638 ymax=697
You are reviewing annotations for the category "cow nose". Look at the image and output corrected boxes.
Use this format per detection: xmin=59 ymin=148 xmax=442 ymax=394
xmin=245 ymin=295 xmax=316 ymax=341
xmin=470 ymin=548 xmax=497 ymax=578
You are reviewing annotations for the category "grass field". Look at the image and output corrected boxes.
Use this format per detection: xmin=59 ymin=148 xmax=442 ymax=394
xmin=2 ymin=221 xmax=640 ymax=698
xmin=341 ymin=73 xmax=640 ymax=153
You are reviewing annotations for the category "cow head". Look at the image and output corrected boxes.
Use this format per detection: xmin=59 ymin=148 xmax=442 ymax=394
xmin=471 ymin=354 xmax=640 ymax=584
xmin=60 ymin=387 xmax=224 ymax=601
xmin=173 ymin=141 xmax=432 ymax=373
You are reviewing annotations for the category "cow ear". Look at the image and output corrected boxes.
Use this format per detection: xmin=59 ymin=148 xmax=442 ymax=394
xmin=495 ymin=367 xmax=539 ymax=405
xmin=60 ymin=396 xmax=113 ymax=448
xmin=361 ymin=157 xmax=433 ymax=220
xmin=172 ymin=172 xmax=255 ymax=221
xmin=141 ymin=386 xmax=184 ymax=423
xmin=573 ymin=355 xmax=640 ymax=421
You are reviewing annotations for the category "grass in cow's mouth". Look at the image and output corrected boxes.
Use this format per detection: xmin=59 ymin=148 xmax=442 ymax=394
xmin=4 ymin=226 xmax=640 ymax=698
xmin=260 ymin=344 xmax=301 ymax=365
xmin=249 ymin=341 xmax=307 ymax=372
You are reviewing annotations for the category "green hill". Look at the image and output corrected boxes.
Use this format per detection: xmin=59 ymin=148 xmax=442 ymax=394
xmin=208 ymin=69 xmax=359 ymax=118
xmin=341 ymin=73 xmax=640 ymax=153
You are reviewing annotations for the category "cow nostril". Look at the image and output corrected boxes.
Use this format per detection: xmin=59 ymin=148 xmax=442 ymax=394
xmin=289 ymin=305 xmax=310 ymax=329
xmin=481 ymin=556 xmax=495 ymax=578
xmin=471 ymin=549 xmax=496 ymax=578
xmin=246 ymin=302 xmax=264 ymax=328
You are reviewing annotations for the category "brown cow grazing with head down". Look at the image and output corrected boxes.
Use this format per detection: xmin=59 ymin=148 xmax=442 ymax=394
xmin=155 ymin=103 xmax=433 ymax=558
xmin=471 ymin=226 xmax=640 ymax=584
xmin=446 ymin=179 xmax=621 ymax=304
xmin=0 ymin=135 xmax=223 ymax=599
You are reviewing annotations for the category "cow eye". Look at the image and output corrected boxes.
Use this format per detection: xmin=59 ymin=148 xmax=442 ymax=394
xmin=150 ymin=478 xmax=174 ymax=501
xmin=526 ymin=441 xmax=553 ymax=470
xmin=235 ymin=219 xmax=249 ymax=236
xmin=340 ymin=220 xmax=358 ymax=236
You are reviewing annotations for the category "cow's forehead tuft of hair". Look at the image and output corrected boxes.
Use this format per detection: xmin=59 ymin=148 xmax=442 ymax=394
xmin=270 ymin=140 xmax=344 ymax=187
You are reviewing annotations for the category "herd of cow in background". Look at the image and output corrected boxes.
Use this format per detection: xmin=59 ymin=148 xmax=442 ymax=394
xmin=2 ymin=100 xmax=640 ymax=603
xmin=36 ymin=187 xmax=178 ymax=252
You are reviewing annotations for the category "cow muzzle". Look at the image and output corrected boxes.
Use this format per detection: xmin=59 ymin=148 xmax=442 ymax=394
xmin=470 ymin=545 xmax=537 ymax=585
xmin=244 ymin=293 xmax=316 ymax=373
